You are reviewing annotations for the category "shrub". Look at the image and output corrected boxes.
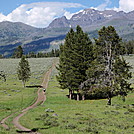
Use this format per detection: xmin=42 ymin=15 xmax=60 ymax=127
xmin=44 ymin=116 xmax=59 ymax=127
xmin=64 ymin=123 xmax=77 ymax=129
xmin=45 ymin=108 xmax=54 ymax=112
xmin=128 ymin=108 xmax=134 ymax=112
xmin=37 ymin=113 xmax=59 ymax=127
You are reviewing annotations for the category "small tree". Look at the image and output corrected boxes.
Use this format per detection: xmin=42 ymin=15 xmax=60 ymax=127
xmin=17 ymin=56 xmax=31 ymax=87
xmin=13 ymin=46 xmax=23 ymax=58
xmin=0 ymin=71 xmax=6 ymax=82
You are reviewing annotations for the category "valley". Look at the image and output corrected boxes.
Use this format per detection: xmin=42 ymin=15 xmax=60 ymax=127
xmin=0 ymin=9 xmax=134 ymax=57
xmin=0 ymin=56 xmax=134 ymax=134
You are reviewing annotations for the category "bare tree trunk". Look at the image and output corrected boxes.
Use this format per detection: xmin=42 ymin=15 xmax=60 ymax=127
xmin=122 ymin=95 xmax=125 ymax=102
xmin=77 ymin=90 xmax=79 ymax=101
xmin=107 ymin=92 xmax=112 ymax=105
xmin=22 ymin=81 xmax=25 ymax=88
xmin=77 ymin=94 xmax=79 ymax=101
xmin=106 ymin=43 xmax=113 ymax=106
xmin=107 ymin=97 xmax=111 ymax=105
xmin=69 ymin=89 xmax=72 ymax=99
xmin=82 ymin=95 xmax=85 ymax=100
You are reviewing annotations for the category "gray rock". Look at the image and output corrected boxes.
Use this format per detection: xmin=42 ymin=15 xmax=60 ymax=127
xmin=45 ymin=108 xmax=54 ymax=113
xmin=52 ymin=113 xmax=58 ymax=117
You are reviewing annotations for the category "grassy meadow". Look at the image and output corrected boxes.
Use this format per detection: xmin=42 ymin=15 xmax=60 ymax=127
xmin=20 ymin=55 xmax=134 ymax=134
xmin=0 ymin=56 xmax=134 ymax=134
xmin=0 ymin=57 xmax=57 ymax=133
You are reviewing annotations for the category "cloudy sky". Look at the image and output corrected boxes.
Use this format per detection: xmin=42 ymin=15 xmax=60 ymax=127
xmin=0 ymin=0 xmax=134 ymax=28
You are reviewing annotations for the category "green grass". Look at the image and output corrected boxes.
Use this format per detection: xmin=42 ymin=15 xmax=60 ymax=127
xmin=20 ymin=62 xmax=134 ymax=134
xmin=0 ymin=57 xmax=57 ymax=134
xmin=0 ymin=56 xmax=134 ymax=134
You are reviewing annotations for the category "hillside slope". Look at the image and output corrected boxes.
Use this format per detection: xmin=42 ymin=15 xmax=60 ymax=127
xmin=0 ymin=9 xmax=134 ymax=57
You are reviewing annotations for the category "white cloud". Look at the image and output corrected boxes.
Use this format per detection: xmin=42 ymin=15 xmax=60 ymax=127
xmin=118 ymin=0 xmax=134 ymax=12
xmin=1 ymin=1 xmax=133 ymax=28
xmin=0 ymin=13 xmax=7 ymax=22
xmin=96 ymin=0 xmax=111 ymax=11
xmin=64 ymin=9 xmax=84 ymax=19
xmin=64 ymin=12 xmax=74 ymax=19
xmin=92 ymin=0 xmax=134 ymax=13
xmin=0 ymin=2 xmax=84 ymax=28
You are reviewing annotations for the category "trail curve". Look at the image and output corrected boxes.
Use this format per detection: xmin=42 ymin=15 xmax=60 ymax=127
xmin=1 ymin=62 xmax=55 ymax=133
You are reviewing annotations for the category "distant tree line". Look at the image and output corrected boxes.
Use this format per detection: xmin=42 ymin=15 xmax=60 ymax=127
xmin=11 ymin=46 xmax=60 ymax=58
xmin=25 ymin=49 xmax=60 ymax=58
xmin=0 ymin=54 xmax=3 ymax=59
xmin=57 ymin=25 xmax=133 ymax=105
xmin=122 ymin=40 xmax=134 ymax=55
xmin=0 ymin=40 xmax=134 ymax=59
xmin=11 ymin=40 xmax=134 ymax=59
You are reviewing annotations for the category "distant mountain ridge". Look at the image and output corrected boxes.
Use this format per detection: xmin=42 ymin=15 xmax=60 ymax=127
xmin=48 ymin=9 xmax=134 ymax=37
xmin=48 ymin=9 xmax=134 ymax=28
xmin=0 ymin=8 xmax=134 ymax=57
xmin=0 ymin=21 xmax=45 ymax=46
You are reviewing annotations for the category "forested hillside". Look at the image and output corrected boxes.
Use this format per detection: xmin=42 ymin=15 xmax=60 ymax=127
xmin=0 ymin=9 xmax=134 ymax=57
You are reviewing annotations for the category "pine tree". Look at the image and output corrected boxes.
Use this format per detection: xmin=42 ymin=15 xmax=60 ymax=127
xmin=17 ymin=56 xmax=31 ymax=87
xmin=57 ymin=26 xmax=93 ymax=100
xmin=13 ymin=46 xmax=23 ymax=58
xmin=57 ymin=28 xmax=75 ymax=99
xmin=113 ymin=56 xmax=132 ymax=101
xmin=87 ymin=26 xmax=132 ymax=105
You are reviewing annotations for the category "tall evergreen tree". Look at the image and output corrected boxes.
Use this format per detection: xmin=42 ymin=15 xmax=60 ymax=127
xmin=113 ymin=56 xmax=132 ymax=101
xmin=57 ymin=26 xmax=93 ymax=100
xmin=17 ymin=56 xmax=31 ymax=87
xmin=57 ymin=28 xmax=75 ymax=99
xmin=85 ymin=26 xmax=132 ymax=104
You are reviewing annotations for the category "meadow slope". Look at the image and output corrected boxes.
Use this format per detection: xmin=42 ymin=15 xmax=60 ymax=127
xmin=20 ymin=55 xmax=134 ymax=134
xmin=0 ymin=57 xmax=57 ymax=133
xmin=0 ymin=56 xmax=134 ymax=134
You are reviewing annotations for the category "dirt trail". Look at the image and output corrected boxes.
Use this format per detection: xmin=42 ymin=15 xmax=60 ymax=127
xmin=1 ymin=113 xmax=15 ymax=130
xmin=1 ymin=63 xmax=55 ymax=133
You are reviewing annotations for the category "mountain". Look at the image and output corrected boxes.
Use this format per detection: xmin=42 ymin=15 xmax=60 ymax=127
xmin=48 ymin=9 xmax=134 ymax=40
xmin=0 ymin=9 xmax=134 ymax=57
xmin=0 ymin=21 xmax=46 ymax=46
xmin=48 ymin=16 xmax=70 ymax=28
xmin=0 ymin=21 xmax=66 ymax=57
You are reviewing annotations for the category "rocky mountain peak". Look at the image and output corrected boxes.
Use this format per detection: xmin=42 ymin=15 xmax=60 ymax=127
xmin=48 ymin=8 xmax=134 ymax=29
xmin=0 ymin=9 xmax=134 ymax=57
xmin=127 ymin=10 xmax=134 ymax=20
xmin=48 ymin=16 xmax=70 ymax=28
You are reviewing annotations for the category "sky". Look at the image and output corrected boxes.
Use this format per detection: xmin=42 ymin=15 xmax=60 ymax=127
xmin=0 ymin=0 xmax=134 ymax=28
